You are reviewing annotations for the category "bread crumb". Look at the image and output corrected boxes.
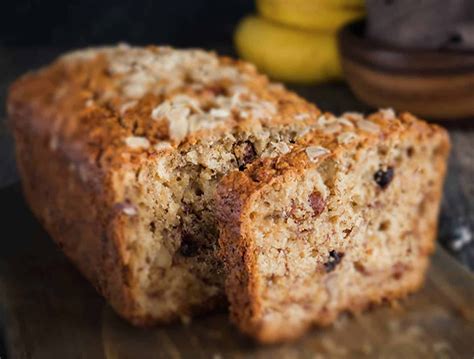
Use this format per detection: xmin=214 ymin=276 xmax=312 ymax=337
xmin=155 ymin=245 xmax=172 ymax=268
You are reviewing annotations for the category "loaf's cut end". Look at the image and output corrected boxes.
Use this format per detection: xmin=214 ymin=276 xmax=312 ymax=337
xmin=216 ymin=110 xmax=450 ymax=343
xmin=7 ymin=44 xmax=324 ymax=326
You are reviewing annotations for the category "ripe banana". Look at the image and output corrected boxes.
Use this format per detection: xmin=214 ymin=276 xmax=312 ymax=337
xmin=235 ymin=16 xmax=341 ymax=84
xmin=257 ymin=0 xmax=365 ymax=32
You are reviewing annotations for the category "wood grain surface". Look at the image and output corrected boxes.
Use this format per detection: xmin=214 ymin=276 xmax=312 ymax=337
xmin=0 ymin=47 xmax=473 ymax=358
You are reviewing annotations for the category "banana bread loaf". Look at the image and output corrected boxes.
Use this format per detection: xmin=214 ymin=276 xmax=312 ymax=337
xmin=216 ymin=110 xmax=449 ymax=343
xmin=7 ymin=45 xmax=322 ymax=325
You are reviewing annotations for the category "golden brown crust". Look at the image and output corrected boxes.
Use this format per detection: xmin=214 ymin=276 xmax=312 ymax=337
xmin=7 ymin=45 xmax=322 ymax=325
xmin=216 ymin=111 xmax=450 ymax=343
xmin=8 ymin=45 xmax=320 ymax=166
xmin=10 ymin=109 xmax=140 ymax=322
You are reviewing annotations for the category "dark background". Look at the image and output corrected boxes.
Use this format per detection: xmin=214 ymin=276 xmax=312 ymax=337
xmin=0 ymin=0 xmax=253 ymax=47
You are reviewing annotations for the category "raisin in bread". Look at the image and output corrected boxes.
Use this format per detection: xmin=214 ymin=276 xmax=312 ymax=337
xmin=216 ymin=110 xmax=450 ymax=343
xmin=7 ymin=45 xmax=324 ymax=325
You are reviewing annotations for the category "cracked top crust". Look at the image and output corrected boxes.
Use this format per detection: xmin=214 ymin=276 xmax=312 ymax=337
xmin=215 ymin=110 xmax=450 ymax=229
xmin=7 ymin=45 xmax=320 ymax=171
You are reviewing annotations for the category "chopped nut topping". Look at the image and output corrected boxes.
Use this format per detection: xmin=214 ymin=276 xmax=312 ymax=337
xmin=380 ymin=108 xmax=396 ymax=120
xmin=305 ymin=146 xmax=330 ymax=162
xmin=317 ymin=114 xmax=337 ymax=126
xmin=342 ymin=112 xmax=363 ymax=121
xmin=63 ymin=46 xmax=251 ymax=102
xmin=337 ymin=131 xmax=358 ymax=145
xmin=296 ymin=127 xmax=312 ymax=139
xmin=167 ymin=108 xmax=190 ymax=142
xmin=154 ymin=141 xmax=173 ymax=151
xmin=210 ymin=108 xmax=230 ymax=118
xmin=274 ymin=142 xmax=291 ymax=154
xmin=151 ymin=101 xmax=172 ymax=120
xmin=294 ymin=113 xmax=310 ymax=121
xmin=122 ymin=204 xmax=138 ymax=216
xmin=337 ymin=117 xmax=355 ymax=127
xmin=356 ymin=119 xmax=380 ymax=133
xmin=120 ymin=100 xmax=138 ymax=115
xmin=268 ymin=83 xmax=285 ymax=91
xmin=125 ymin=136 xmax=150 ymax=149
xmin=322 ymin=123 xmax=342 ymax=134
xmin=239 ymin=100 xmax=277 ymax=120
xmin=171 ymin=94 xmax=201 ymax=111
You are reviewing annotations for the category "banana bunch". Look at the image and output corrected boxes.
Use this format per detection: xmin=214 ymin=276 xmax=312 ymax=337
xmin=235 ymin=0 xmax=365 ymax=84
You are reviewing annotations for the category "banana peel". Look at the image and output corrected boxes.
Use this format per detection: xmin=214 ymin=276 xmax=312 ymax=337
xmin=257 ymin=0 xmax=365 ymax=32
xmin=235 ymin=16 xmax=342 ymax=84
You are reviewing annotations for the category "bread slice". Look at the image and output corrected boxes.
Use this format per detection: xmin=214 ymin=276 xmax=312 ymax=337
xmin=7 ymin=45 xmax=323 ymax=325
xmin=216 ymin=110 xmax=450 ymax=343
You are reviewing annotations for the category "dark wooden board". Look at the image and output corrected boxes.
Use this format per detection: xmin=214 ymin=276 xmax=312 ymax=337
xmin=0 ymin=185 xmax=473 ymax=359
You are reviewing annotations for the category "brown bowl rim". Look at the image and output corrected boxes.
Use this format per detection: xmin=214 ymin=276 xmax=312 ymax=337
xmin=338 ymin=20 xmax=474 ymax=75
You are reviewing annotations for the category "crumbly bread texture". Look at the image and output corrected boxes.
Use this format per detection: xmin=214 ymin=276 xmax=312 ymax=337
xmin=216 ymin=110 xmax=450 ymax=343
xmin=7 ymin=45 xmax=324 ymax=325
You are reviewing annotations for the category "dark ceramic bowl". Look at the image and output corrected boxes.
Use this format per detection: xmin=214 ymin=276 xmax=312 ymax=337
xmin=338 ymin=20 xmax=474 ymax=120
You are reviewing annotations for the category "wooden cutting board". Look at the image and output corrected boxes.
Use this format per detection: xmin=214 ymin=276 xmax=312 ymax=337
xmin=0 ymin=184 xmax=473 ymax=359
